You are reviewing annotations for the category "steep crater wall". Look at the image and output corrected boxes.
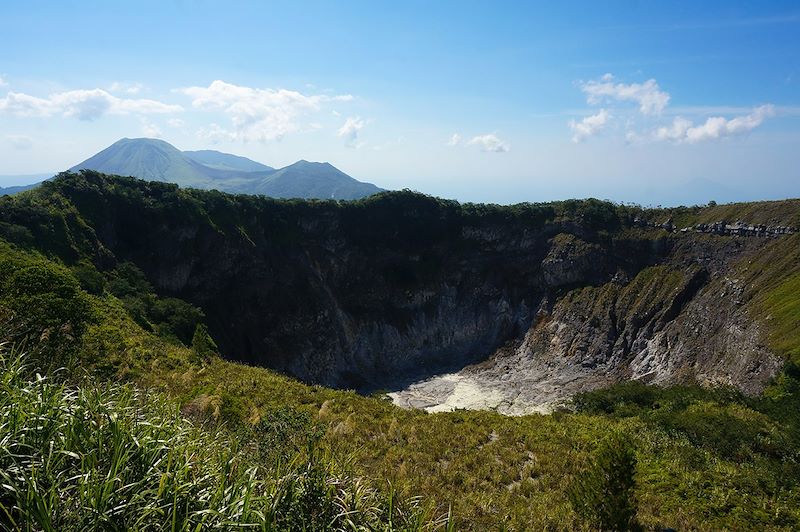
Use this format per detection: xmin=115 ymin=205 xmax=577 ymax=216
xmin=0 ymin=172 xmax=791 ymax=406
xmin=16 ymin=173 xmax=669 ymax=390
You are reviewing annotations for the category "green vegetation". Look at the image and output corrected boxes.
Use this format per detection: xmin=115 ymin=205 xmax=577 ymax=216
xmin=697 ymin=198 xmax=800 ymax=228
xmin=0 ymin=171 xmax=645 ymax=259
xmin=730 ymin=233 xmax=800 ymax=365
xmin=569 ymin=431 xmax=640 ymax=532
xmin=106 ymin=262 xmax=205 ymax=346
xmin=763 ymin=272 xmax=800 ymax=361
xmin=1 ymin=172 xmax=800 ymax=529
xmin=574 ymin=380 xmax=799 ymax=461
xmin=636 ymin=198 xmax=800 ymax=229
xmin=191 ymin=323 xmax=219 ymax=364
xmin=0 ymin=347 xmax=440 ymax=531
xmin=0 ymin=241 xmax=97 ymax=369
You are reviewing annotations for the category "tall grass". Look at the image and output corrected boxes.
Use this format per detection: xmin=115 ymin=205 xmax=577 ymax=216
xmin=0 ymin=345 xmax=446 ymax=531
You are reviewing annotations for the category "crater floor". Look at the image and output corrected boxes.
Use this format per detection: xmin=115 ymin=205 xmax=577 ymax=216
xmin=386 ymin=347 xmax=609 ymax=416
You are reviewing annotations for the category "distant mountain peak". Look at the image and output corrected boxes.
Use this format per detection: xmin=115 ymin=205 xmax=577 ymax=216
xmin=69 ymin=138 xmax=383 ymax=200
xmin=71 ymin=137 xmax=213 ymax=187
xmin=114 ymin=137 xmax=174 ymax=148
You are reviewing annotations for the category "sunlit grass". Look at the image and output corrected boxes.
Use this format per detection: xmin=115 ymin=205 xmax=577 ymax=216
xmin=0 ymin=345 xmax=448 ymax=531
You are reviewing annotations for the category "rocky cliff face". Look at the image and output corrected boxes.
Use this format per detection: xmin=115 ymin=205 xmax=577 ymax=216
xmin=1 ymin=172 xmax=793 ymax=412
xmin=393 ymin=236 xmax=784 ymax=414
xmin=81 ymin=197 xmax=659 ymax=390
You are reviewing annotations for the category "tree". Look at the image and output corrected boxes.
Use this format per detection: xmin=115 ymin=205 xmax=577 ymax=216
xmin=191 ymin=323 xmax=218 ymax=364
xmin=569 ymin=431 xmax=641 ymax=531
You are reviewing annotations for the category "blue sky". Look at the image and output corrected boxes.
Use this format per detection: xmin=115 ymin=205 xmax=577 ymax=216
xmin=1 ymin=0 xmax=799 ymax=205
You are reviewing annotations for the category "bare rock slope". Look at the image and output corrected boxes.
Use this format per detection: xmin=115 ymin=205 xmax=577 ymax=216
xmin=391 ymin=237 xmax=785 ymax=413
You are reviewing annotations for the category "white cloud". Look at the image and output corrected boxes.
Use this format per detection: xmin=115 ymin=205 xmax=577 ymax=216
xmin=337 ymin=116 xmax=366 ymax=148
xmin=179 ymin=80 xmax=352 ymax=142
xmin=574 ymin=74 xmax=775 ymax=145
xmin=167 ymin=118 xmax=185 ymax=128
xmin=447 ymin=133 xmax=461 ymax=146
xmin=581 ymin=73 xmax=670 ymax=115
xmin=569 ymin=109 xmax=611 ymax=142
xmin=0 ymin=77 xmax=7 ymax=87
xmin=654 ymin=105 xmax=774 ymax=143
xmin=109 ymin=81 xmax=144 ymax=95
xmin=467 ymin=133 xmax=509 ymax=153
xmin=4 ymin=134 xmax=33 ymax=150
xmin=0 ymin=88 xmax=182 ymax=121
xmin=653 ymin=117 xmax=693 ymax=142
xmin=140 ymin=119 xmax=163 ymax=138
xmin=0 ymin=92 xmax=60 ymax=117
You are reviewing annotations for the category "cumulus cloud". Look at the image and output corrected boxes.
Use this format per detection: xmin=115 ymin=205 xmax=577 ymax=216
xmin=573 ymin=74 xmax=775 ymax=145
xmin=337 ymin=116 xmax=366 ymax=148
xmin=0 ymin=88 xmax=182 ymax=121
xmin=653 ymin=117 xmax=693 ymax=142
xmin=179 ymin=80 xmax=353 ymax=142
xmin=654 ymin=105 xmax=774 ymax=143
xmin=447 ymin=133 xmax=461 ymax=146
xmin=569 ymin=109 xmax=611 ymax=142
xmin=4 ymin=134 xmax=33 ymax=150
xmin=467 ymin=133 xmax=509 ymax=153
xmin=581 ymin=73 xmax=670 ymax=115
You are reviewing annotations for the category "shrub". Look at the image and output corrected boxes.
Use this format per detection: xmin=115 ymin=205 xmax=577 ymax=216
xmin=151 ymin=297 xmax=205 ymax=345
xmin=569 ymin=431 xmax=641 ymax=531
xmin=573 ymin=381 xmax=657 ymax=416
xmin=190 ymin=323 xmax=218 ymax=364
xmin=0 ymin=257 xmax=97 ymax=361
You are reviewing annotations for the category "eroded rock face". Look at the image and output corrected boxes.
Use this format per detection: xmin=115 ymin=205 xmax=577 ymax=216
xmin=140 ymin=217 xmax=783 ymax=409
xmin=156 ymin=223 xmax=654 ymax=390
xmin=541 ymin=234 xmax=605 ymax=287
xmin=390 ymin=236 xmax=784 ymax=414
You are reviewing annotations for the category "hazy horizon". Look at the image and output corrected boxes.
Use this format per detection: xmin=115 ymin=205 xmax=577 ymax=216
xmin=2 ymin=137 xmax=795 ymax=208
xmin=1 ymin=1 xmax=799 ymax=205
